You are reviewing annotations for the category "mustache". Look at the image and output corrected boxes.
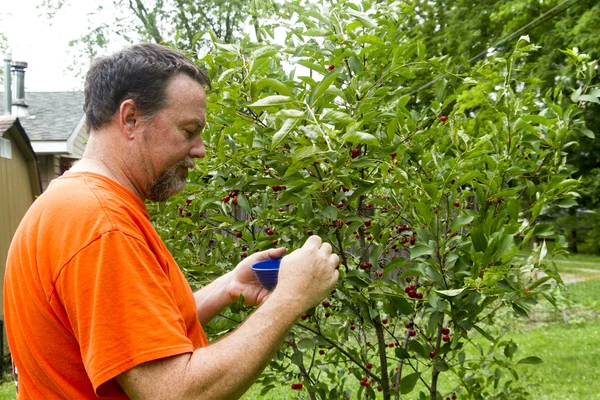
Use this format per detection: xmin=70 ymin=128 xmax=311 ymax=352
xmin=174 ymin=158 xmax=196 ymax=170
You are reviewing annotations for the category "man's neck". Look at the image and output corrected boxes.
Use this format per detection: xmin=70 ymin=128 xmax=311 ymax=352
xmin=69 ymin=157 xmax=146 ymax=202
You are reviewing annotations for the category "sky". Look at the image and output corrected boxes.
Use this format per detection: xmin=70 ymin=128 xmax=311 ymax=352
xmin=1 ymin=0 xmax=125 ymax=92
xmin=0 ymin=0 xmax=301 ymax=92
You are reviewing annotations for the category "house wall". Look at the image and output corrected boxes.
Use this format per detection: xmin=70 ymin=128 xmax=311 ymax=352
xmin=37 ymin=154 xmax=63 ymax=192
xmin=70 ymin=122 xmax=89 ymax=159
xmin=0 ymin=129 xmax=38 ymax=321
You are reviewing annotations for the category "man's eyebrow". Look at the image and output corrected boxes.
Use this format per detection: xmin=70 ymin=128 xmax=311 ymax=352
xmin=184 ymin=118 xmax=206 ymax=130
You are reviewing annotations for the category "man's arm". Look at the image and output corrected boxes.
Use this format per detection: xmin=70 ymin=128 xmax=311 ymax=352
xmin=117 ymin=236 xmax=338 ymax=399
xmin=193 ymin=248 xmax=286 ymax=325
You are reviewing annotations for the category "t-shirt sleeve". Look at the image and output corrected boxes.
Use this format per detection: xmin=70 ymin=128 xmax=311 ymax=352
xmin=54 ymin=230 xmax=195 ymax=396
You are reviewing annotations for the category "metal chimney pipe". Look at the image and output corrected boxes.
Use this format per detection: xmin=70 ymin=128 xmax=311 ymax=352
xmin=12 ymin=61 xmax=28 ymax=104
xmin=3 ymin=53 xmax=11 ymax=116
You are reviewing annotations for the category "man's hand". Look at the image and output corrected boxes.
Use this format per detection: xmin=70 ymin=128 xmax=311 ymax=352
xmin=227 ymin=247 xmax=287 ymax=306
xmin=272 ymin=236 xmax=339 ymax=312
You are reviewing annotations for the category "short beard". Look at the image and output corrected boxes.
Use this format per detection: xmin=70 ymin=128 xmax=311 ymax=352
xmin=148 ymin=158 xmax=195 ymax=202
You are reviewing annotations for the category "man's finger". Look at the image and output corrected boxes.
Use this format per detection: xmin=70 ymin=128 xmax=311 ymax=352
xmin=330 ymin=253 xmax=340 ymax=268
xmin=249 ymin=247 xmax=286 ymax=263
xmin=303 ymin=235 xmax=323 ymax=249
xmin=320 ymin=242 xmax=332 ymax=255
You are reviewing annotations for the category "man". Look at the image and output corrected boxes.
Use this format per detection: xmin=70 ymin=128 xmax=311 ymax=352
xmin=4 ymin=43 xmax=339 ymax=399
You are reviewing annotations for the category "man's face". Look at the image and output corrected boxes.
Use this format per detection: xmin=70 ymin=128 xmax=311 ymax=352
xmin=137 ymin=74 xmax=207 ymax=202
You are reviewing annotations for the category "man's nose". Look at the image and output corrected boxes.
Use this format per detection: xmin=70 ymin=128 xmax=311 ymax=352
xmin=189 ymin=134 xmax=205 ymax=158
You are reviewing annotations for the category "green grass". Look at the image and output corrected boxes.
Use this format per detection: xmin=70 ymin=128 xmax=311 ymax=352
xmin=567 ymin=279 xmax=600 ymax=311
xmin=508 ymin=319 xmax=600 ymax=399
xmin=0 ymin=381 xmax=15 ymax=400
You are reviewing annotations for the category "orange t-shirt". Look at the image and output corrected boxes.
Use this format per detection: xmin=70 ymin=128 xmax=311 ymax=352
xmin=4 ymin=172 xmax=208 ymax=399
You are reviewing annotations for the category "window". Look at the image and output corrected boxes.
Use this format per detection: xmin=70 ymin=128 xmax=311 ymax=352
xmin=0 ymin=137 xmax=12 ymax=159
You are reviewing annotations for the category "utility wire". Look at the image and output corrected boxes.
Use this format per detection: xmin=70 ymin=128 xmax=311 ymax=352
xmin=408 ymin=0 xmax=587 ymax=96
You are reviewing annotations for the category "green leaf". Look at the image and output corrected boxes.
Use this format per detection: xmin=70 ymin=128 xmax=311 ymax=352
xmin=395 ymin=347 xmax=410 ymax=359
xmin=324 ymin=110 xmax=355 ymax=125
xmin=297 ymin=338 xmax=315 ymax=349
xmin=451 ymin=216 xmax=474 ymax=231
xmin=471 ymin=228 xmax=487 ymax=252
xmin=272 ymin=119 xmax=299 ymax=148
xmin=249 ymin=95 xmax=294 ymax=107
xmin=346 ymin=9 xmax=376 ymax=28
xmin=341 ymin=131 xmax=380 ymax=147
xmin=274 ymin=109 xmax=305 ymax=119
xmin=309 ymin=71 xmax=340 ymax=106
xmin=292 ymin=146 xmax=321 ymax=164
xmin=518 ymin=356 xmax=543 ymax=365
xmin=236 ymin=193 xmax=251 ymax=214
xmin=256 ymin=78 xmax=292 ymax=96
xmin=410 ymin=244 xmax=434 ymax=259
xmin=435 ymin=288 xmax=467 ymax=297
xmin=400 ymin=373 xmax=420 ymax=394
xmin=473 ymin=324 xmax=495 ymax=342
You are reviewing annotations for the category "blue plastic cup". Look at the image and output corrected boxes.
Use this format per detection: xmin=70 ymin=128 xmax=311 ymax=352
xmin=251 ymin=258 xmax=282 ymax=291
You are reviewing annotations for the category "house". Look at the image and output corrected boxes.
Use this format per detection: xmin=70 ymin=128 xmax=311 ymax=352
xmin=0 ymin=116 xmax=42 ymax=364
xmin=1 ymin=58 xmax=88 ymax=192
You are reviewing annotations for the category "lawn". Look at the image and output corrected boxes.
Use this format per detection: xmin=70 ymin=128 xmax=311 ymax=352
xmin=0 ymin=381 xmax=15 ymax=400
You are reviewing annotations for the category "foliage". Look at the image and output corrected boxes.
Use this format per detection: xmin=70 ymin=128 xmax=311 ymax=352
xmin=147 ymin=1 xmax=599 ymax=398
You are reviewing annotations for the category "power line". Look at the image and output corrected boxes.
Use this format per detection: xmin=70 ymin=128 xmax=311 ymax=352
xmin=408 ymin=0 xmax=587 ymax=96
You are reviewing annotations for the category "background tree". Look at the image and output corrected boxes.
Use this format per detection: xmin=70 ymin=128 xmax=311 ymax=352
xmin=38 ymin=0 xmax=251 ymax=76
xmin=403 ymin=0 xmax=600 ymax=253
xmin=149 ymin=0 xmax=598 ymax=398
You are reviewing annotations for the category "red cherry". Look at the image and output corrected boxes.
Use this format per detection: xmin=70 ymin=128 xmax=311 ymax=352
xmin=266 ymin=229 xmax=274 ymax=236
xmin=222 ymin=195 xmax=230 ymax=203
xmin=382 ymin=318 xmax=388 ymax=324
xmin=235 ymin=231 xmax=243 ymax=238
xmin=409 ymin=329 xmax=417 ymax=337
xmin=328 ymin=64 xmax=335 ymax=70
xmin=351 ymin=148 xmax=360 ymax=158
xmin=416 ymin=292 xmax=423 ymax=299
xmin=337 ymin=202 xmax=344 ymax=208
xmin=350 ymin=325 xmax=356 ymax=331
xmin=324 ymin=312 xmax=330 ymax=318
xmin=454 ymin=201 xmax=461 ymax=207
xmin=390 ymin=152 xmax=396 ymax=158
xmin=185 ymin=211 xmax=192 ymax=217
xmin=441 ymin=327 xmax=450 ymax=335
xmin=322 ymin=300 xmax=330 ymax=308
xmin=319 ymin=349 xmax=325 ymax=355
xmin=186 ymin=198 xmax=192 ymax=205
xmin=443 ymin=335 xmax=450 ymax=342
xmin=365 ymin=203 xmax=372 ymax=209
xmin=366 ymin=362 xmax=372 ymax=369
xmin=430 ymin=351 xmax=436 ymax=358
xmin=364 ymin=220 xmax=372 ymax=227
xmin=440 ymin=116 xmax=447 ymax=122
xmin=451 ymin=178 xmax=457 ymax=184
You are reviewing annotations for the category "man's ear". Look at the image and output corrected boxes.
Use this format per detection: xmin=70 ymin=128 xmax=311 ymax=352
xmin=118 ymin=99 xmax=140 ymax=140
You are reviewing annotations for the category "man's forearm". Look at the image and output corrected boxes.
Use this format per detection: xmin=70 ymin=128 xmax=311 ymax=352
xmin=193 ymin=272 xmax=234 ymax=325
xmin=182 ymin=294 xmax=302 ymax=399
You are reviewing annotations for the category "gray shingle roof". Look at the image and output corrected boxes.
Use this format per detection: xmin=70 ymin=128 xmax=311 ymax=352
xmin=0 ymin=92 xmax=84 ymax=141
